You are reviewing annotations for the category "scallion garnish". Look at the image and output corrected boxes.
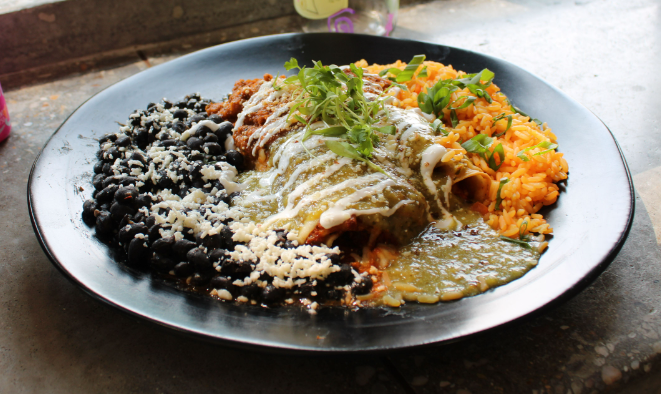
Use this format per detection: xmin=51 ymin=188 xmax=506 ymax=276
xmin=379 ymin=54 xmax=426 ymax=82
xmin=461 ymin=134 xmax=505 ymax=171
xmin=516 ymin=141 xmax=558 ymax=162
xmin=491 ymin=113 xmax=512 ymax=137
xmin=495 ymin=177 xmax=510 ymax=210
xmin=499 ymin=235 xmax=532 ymax=249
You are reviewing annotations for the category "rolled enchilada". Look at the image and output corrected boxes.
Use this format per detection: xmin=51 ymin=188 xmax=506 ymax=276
xmin=207 ymin=71 xmax=491 ymax=245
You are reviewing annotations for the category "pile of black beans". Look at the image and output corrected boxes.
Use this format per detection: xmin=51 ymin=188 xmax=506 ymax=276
xmin=82 ymin=94 xmax=372 ymax=307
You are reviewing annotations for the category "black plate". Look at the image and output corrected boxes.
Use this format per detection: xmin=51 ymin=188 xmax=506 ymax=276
xmin=28 ymin=33 xmax=634 ymax=352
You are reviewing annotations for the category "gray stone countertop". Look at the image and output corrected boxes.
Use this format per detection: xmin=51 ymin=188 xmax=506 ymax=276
xmin=1 ymin=0 xmax=660 ymax=393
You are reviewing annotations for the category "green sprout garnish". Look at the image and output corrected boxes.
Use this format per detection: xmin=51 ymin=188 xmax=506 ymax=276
xmin=282 ymin=58 xmax=393 ymax=171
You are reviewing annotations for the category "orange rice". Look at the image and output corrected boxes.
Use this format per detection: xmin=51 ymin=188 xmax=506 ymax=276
xmin=355 ymin=59 xmax=569 ymax=237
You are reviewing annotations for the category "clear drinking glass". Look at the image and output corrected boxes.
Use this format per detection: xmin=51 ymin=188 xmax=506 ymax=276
xmin=295 ymin=0 xmax=399 ymax=36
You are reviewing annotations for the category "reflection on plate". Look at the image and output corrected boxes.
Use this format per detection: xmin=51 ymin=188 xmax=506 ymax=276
xmin=28 ymin=33 xmax=634 ymax=352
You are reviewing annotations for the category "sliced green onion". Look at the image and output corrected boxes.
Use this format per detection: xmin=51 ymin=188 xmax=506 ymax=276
xmin=495 ymin=177 xmax=510 ymax=211
xmin=500 ymin=235 xmax=532 ymax=249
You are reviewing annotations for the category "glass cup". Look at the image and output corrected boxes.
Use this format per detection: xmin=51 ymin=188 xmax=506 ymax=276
xmin=0 ymin=83 xmax=10 ymax=143
xmin=295 ymin=0 xmax=399 ymax=36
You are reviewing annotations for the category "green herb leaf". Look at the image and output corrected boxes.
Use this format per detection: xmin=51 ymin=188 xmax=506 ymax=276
xmin=495 ymin=177 xmax=510 ymax=211
xmin=396 ymin=55 xmax=426 ymax=83
xmin=325 ymin=140 xmax=386 ymax=174
xmin=284 ymin=58 xmax=300 ymax=71
xmin=303 ymin=126 xmax=347 ymax=141
xmin=492 ymin=114 xmax=512 ymax=137
xmin=488 ymin=143 xmax=505 ymax=171
xmin=430 ymin=119 xmax=448 ymax=136
xmin=516 ymin=141 xmax=558 ymax=161
xmin=450 ymin=109 xmax=459 ymax=128
xmin=376 ymin=125 xmax=396 ymax=135
xmin=499 ymin=235 xmax=532 ymax=249
xmin=461 ymin=134 xmax=494 ymax=156
xmin=418 ymin=66 xmax=428 ymax=79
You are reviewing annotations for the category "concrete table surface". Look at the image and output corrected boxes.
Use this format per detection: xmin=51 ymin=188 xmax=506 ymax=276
xmin=1 ymin=0 xmax=660 ymax=393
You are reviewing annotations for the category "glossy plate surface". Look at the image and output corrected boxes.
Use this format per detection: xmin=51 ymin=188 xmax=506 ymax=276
xmin=28 ymin=33 xmax=634 ymax=352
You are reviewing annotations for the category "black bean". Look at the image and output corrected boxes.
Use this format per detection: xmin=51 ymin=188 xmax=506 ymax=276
xmin=172 ymin=121 xmax=186 ymax=134
xmin=118 ymin=223 xmax=148 ymax=243
xmin=148 ymin=224 xmax=162 ymax=242
xmin=96 ymin=184 xmax=119 ymax=203
xmin=186 ymin=100 xmax=197 ymax=110
xmin=208 ymin=114 xmax=223 ymax=124
xmin=210 ymin=276 xmax=236 ymax=293
xmin=189 ymin=114 xmax=206 ymax=124
xmin=326 ymin=263 xmax=352 ymax=285
xmin=157 ymin=139 xmax=177 ymax=148
xmin=214 ymin=121 xmax=233 ymax=141
xmin=151 ymin=236 xmax=174 ymax=254
xmin=82 ymin=200 xmax=98 ymax=225
xmin=262 ymin=284 xmax=285 ymax=305
xmin=221 ymin=260 xmax=252 ymax=277
xmin=173 ymin=261 xmax=194 ymax=277
xmin=220 ymin=226 xmax=235 ymax=250
xmin=134 ymin=194 xmax=152 ymax=208
xmin=115 ymin=135 xmax=131 ymax=147
xmin=190 ymin=272 xmax=212 ymax=286
xmin=162 ymin=100 xmax=173 ymax=109
xmin=352 ymin=276 xmax=373 ymax=295
xmin=156 ymin=172 xmax=174 ymax=190
xmin=186 ymin=137 xmax=203 ymax=151
xmin=203 ymin=134 xmax=218 ymax=143
xmin=105 ymin=147 xmax=120 ymax=161
xmin=92 ymin=174 xmax=105 ymax=190
xmin=329 ymin=253 xmax=342 ymax=266
xmin=95 ymin=211 xmax=114 ymax=235
xmin=211 ymin=180 xmax=225 ymax=192
xmin=282 ymin=240 xmax=296 ymax=249
xmin=188 ymin=151 xmax=204 ymax=162
xmin=130 ymin=151 xmax=147 ymax=164
xmin=99 ymin=133 xmax=117 ymax=144
xmin=127 ymin=238 xmax=150 ymax=267
xmin=132 ymin=211 xmax=145 ymax=223
xmin=147 ymin=102 xmax=156 ymax=110
xmin=324 ymin=288 xmax=342 ymax=300
xmin=145 ymin=215 xmax=156 ymax=228
xmin=114 ymin=186 xmax=138 ymax=205
xmin=198 ymin=232 xmax=222 ymax=249
xmin=102 ymin=175 xmax=137 ymax=188
xmin=196 ymin=125 xmax=212 ymax=138
xmin=150 ymin=253 xmax=177 ymax=272
xmin=187 ymin=248 xmax=212 ymax=272
xmin=173 ymin=239 xmax=197 ymax=258
xmin=191 ymin=179 xmax=205 ymax=189
xmin=225 ymin=150 xmax=244 ymax=169
xmin=240 ymin=283 xmax=261 ymax=300
xmin=101 ymin=163 xmax=112 ymax=176
xmin=93 ymin=161 xmax=104 ymax=174
xmin=176 ymin=185 xmax=189 ymax=199
xmin=209 ymin=248 xmax=228 ymax=264
xmin=110 ymin=202 xmax=135 ymax=222
xmin=202 ymin=142 xmax=222 ymax=156
xmin=173 ymin=109 xmax=188 ymax=120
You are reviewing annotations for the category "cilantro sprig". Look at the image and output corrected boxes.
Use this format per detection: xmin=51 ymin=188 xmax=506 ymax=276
xmin=282 ymin=58 xmax=393 ymax=170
